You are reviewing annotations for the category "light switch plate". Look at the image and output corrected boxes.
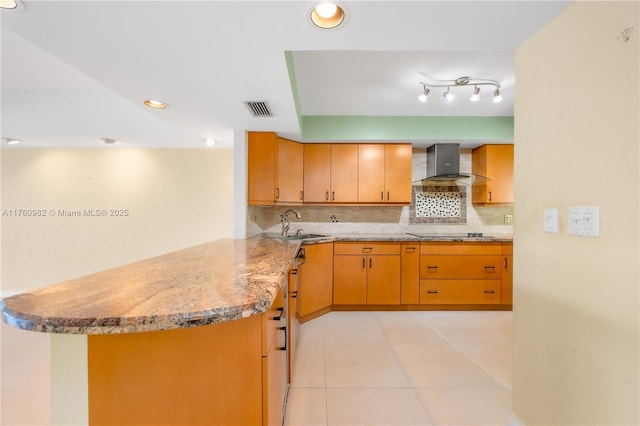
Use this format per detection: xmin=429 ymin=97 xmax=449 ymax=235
xmin=568 ymin=206 xmax=600 ymax=237
xmin=543 ymin=208 xmax=559 ymax=233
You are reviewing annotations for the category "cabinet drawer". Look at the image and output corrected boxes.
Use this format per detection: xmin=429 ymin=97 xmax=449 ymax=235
xmin=420 ymin=280 xmax=501 ymax=304
xmin=334 ymin=242 xmax=401 ymax=255
xmin=420 ymin=255 xmax=502 ymax=279
xmin=420 ymin=242 xmax=501 ymax=255
xmin=261 ymin=288 xmax=285 ymax=356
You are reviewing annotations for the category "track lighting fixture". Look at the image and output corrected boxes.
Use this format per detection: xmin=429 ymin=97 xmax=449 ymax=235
xmin=418 ymin=76 xmax=502 ymax=104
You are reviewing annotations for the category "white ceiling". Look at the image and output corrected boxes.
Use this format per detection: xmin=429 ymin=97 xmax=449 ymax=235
xmin=0 ymin=1 xmax=572 ymax=149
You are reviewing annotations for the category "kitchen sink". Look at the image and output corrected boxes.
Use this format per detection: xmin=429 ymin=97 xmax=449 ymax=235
xmin=276 ymin=233 xmax=327 ymax=241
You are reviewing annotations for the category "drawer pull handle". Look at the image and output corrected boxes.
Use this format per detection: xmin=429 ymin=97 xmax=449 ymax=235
xmin=427 ymin=266 xmax=438 ymax=270
xmin=278 ymin=326 xmax=287 ymax=351
xmin=273 ymin=307 xmax=284 ymax=321
xmin=290 ymin=291 xmax=298 ymax=298
xmin=484 ymin=290 xmax=496 ymax=294
xmin=369 ymin=258 xmax=372 ymax=269
xmin=362 ymin=258 xmax=366 ymax=269
xmin=362 ymin=247 xmax=373 ymax=253
xmin=485 ymin=266 xmax=496 ymax=272
xmin=427 ymin=290 xmax=439 ymax=294
xmin=405 ymin=247 xmax=416 ymax=253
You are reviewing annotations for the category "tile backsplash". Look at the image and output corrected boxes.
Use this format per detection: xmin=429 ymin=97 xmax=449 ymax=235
xmin=247 ymin=147 xmax=513 ymax=237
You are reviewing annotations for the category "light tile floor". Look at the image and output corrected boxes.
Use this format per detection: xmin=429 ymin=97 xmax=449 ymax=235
xmin=1 ymin=310 xmax=512 ymax=426
xmin=284 ymin=310 xmax=512 ymax=426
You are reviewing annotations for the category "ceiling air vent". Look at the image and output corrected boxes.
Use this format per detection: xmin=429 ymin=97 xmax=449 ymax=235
xmin=244 ymin=101 xmax=273 ymax=117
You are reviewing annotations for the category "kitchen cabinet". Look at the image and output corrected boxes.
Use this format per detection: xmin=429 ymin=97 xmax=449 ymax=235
xmin=333 ymin=242 xmax=401 ymax=305
xmin=277 ymin=137 xmax=304 ymax=203
xmin=419 ymin=242 xmax=502 ymax=305
xmin=247 ymin=132 xmax=303 ymax=205
xmin=401 ymin=242 xmax=420 ymax=304
xmin=358 ymin=144 xmax=412 ymax=204
xmin=262 ymin=286 xmax=287 ymax=426
xmin=287 ymin=267 xmax=298 ymax=382
xmin=471 ymin=144 xmax=514 ymax=205
xmin=303 ymin=143 xmax=358 ymax=203
xmin=297 ymin=242 xmax=334 ymax=320
xmin=88 ymin=286 xmax=289 ymax=426
xmin=501 ymin=242 xmax=513 ymax=305
xmin=248 ymin=131 xmax=277 ymax=205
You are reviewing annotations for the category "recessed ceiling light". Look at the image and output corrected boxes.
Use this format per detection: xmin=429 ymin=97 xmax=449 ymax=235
xmin=204 ymin=138 xmax=216 ymax=146
xmin=0 ymin=0 xmax=17 ymax=9
xmin=310 ymin=2 xmax=345 ymax=29
xmin=101 ymin=138 xmax=117 ymax=145
xmin=4 ymin=138 xmax=21 ymax=145
xmin=144 ymin=99 xmax=167 ymax=109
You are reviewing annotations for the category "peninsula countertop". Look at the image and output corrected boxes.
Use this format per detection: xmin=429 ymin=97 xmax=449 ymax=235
xmin=1 ymin=232 xmax=512 ymax=335
xmin=1 ymin=236 xmax=300 ymax=334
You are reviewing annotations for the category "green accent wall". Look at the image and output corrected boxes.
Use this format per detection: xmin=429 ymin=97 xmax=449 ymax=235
xmin=300 ymin=115 xmax=514 ymax=142
xmin=285 ymin=51 xmax=514 ymax=142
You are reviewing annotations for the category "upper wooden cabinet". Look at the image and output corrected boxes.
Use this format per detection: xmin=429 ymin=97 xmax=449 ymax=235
xmin=277 ymin=138 xmax=304 ymax=203
xmin=471 ymin=144 xmax=514 ymax=205
xmin=248 ymin=132 xmax=277 ymax=205
xmin=247 ymin=132 xmax=303 ymax=205
xmin=358 ymin=144 xmax=412 ymax=204
xmin=303 ymin=144 xmax=358 ymax=203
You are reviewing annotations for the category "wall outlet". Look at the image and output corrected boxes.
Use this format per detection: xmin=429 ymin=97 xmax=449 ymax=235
xmin=504 ymin=214 xmax=513 ymax=224
xmin=330 ymin=215 xmax=338 ymax=223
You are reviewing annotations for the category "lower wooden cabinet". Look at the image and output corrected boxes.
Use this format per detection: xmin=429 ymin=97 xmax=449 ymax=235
xmin=88 ymin=287 xmax=289 ymax=426
xmin=298 ymin=242 xmax=334 ymax=317
xmin=419 ymin=242 xmax=503 ymax=306
xmin=401 ymin=243 xmax=420 ymax=304
xmin=333 ymin=242 xmax=401 ymax=305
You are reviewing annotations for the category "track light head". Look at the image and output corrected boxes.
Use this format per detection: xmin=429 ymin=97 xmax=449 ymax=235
xmin=493 ymin=88 xmax=503 ymax=103
xmin=443 ymin=87 xmax=454 ymax=103
xmin=470 ymin=86 xmax=480 ymax=102
xmin=418 ymin=86 xmax=430 ymax=103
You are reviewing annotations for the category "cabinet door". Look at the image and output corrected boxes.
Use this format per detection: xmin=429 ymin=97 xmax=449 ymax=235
xmin=333 ymin=255 xmax=367 ymax=305
xmin=486 ymin=144 xmax=514 ymax=204
xmin=277 ymin=138 xmax=303 ymax=203
xmin=472 ymin=144 xmax=513 ymax=204
xmin=248 ymin=132 xmax=277 ymax=205
xmin=401 ymin=243 xmax=420 ymax=304
xmin=298 ymin=243 xmax=334 ymax=317
xmin=358 ymin=144 xmax=385 ymax=202
xmin=262 ymin=335 xmax=286 ymax=426
xmin=367 ymin=255 xmax=401 ymax=305
xmin=303 ymin=144 xmax=331 ymax=202
xmin=385 ymin=144 xmax=412 ymax=203
xmin=330 ymin=144 xmax=359 ymax=202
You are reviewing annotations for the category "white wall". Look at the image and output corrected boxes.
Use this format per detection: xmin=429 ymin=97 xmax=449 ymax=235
xmin=1 ymin=147 xmax=234 ymax=425
xmin=513 ymin=2 xmax=639 ymax=424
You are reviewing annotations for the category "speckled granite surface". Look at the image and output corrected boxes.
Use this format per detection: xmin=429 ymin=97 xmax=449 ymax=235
xmin=1 ymin=237 xmax=299 ymax=334
xmin=1 ymin=233 xmax=512 ymax=335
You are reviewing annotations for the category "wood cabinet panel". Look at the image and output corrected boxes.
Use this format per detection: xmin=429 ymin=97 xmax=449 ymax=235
xmin=420 ymin=242 xmax=502 ymax=255
xmin=401 ymin=243 xmax=420 ymax=304
xmin=358 ymin=144 xmax=386 ymax=202
xmin=333 ymin=255 xmax=367 ymax=305
xmin=472 ymin=144 xmax=514 ymax=205
xmin=384 ymin=144 xmax=412 ymax=203
xmin=420 ymin=255 xmax=502 ymax=280
xmin=277 ymin=138 xmax=303 ymax=203
xmin=331 ymin=144 xmax=359 ymax=202
xmin=248 ymin=132 xmax=277 ymax=205
xmin=263 ymin=328 xmax=286 ymax=426
xmin=420 ymin=279 xmax=501 ymax=304
xmin=334 ymin=242 xmax=401 ymax=255
xmin=298 ymin=243 xmax=334 ymax=317
xmin=501 ymin=242 xmax=513 ymax=305
xmin=303 ymin=144 xmax=331 ymax=202
xmin=367 ymin=255 xmax=401 ymax=304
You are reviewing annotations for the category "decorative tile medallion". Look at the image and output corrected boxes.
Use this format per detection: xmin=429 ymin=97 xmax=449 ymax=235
xmin=409 ymin=185 xmax=467 ymax=224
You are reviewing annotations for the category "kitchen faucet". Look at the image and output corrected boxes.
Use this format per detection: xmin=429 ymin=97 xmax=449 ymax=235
xmin=281 ymin=209 xmax=302 ymax=237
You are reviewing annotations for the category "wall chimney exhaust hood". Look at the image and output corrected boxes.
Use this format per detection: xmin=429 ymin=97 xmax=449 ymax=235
xmin=420 ymin=143 xmax=488 ymax=185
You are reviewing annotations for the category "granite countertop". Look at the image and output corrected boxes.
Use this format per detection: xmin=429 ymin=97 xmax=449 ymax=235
xmin=1 ymin=236 xmax=299 ymax=335
xmin=1 ymin=233 xmax=512 ymax=335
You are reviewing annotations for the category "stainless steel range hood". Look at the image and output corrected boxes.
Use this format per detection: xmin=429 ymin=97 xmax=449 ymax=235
xmin=420 ymin=143 xmax=488 ymax=184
